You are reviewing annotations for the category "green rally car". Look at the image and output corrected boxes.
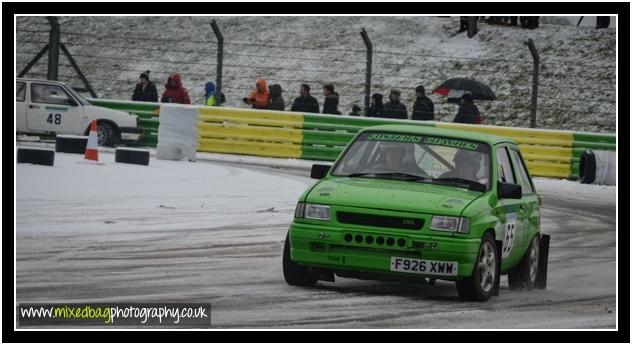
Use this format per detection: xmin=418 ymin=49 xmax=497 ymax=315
xmin=283 ymin=124 xmax=550 ymax=301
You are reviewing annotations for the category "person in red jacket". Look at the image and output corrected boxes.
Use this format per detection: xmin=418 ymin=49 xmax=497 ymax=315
xmin=243 ymin=78 xmax=270 ymax=109
xmin=161 ymin=74 xmax=191 ymax=104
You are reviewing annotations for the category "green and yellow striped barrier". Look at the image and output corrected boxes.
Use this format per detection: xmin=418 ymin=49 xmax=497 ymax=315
xmin=88 ymin=99 xmax=616 ymax=180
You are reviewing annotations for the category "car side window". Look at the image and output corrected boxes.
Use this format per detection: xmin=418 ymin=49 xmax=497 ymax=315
xmin=17 ymin=82 xmax=26 ymax=102
xmin=496 ymin=147 xmax=515 ymax=184
xmin=31 ymin=83 xmax=74 ymax=106
xmin=509 ymin=148 xmax=534 ymax=194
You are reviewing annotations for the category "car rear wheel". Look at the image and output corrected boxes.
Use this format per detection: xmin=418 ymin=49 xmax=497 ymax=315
xmin=283 ymin=233 xmax=318 ymax=287
xmin=508 ymin=234 xmax=540 ymax=290
xmin=456 ymin=232 xmax=498 ymax=301
xmin=97 ymin=122 xmax=116 ymax=147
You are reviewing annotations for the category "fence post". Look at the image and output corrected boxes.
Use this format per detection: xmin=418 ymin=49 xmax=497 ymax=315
xmin=361 ymin=28 xmax=372 ymax=116
xmin=211 ymin=20 xmax=223 ymax=103
xmin=46 ymin=16 xmax=60 ymax=80
xmin=525 ymin=38 xmax=539 ymax=128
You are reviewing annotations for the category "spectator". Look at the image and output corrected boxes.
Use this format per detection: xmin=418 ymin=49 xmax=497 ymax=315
xmin=411 ymin=85 xmax=434 ymax=121
xmin=132 ymin=70 xmax=158 ymax=102
xmin=520 ymin=16 xmax=539 ymax=29
xmin=510 ymin=16 xmax=518 ymax=26
xmin=453 ymin=93 xmax=481 ymax=124
xmin=366 ymin=93 xmax=384 ymax=118
xmin=243 ymin=78 xmax=270 ymax=109
xmin=204 ymin=81 xmax=225 ymax=106
xmin=349 ymin=104 xmax=361 ymax=116
xmin=268 ymin=84 xmax=285 ymax=111
xmin=161 ymin=74 xmax=191 ymax=104
xmin=383 ymin=89 xmax=408 ymax=119
xmin=459 ymin=16 xmax=468 ymax=32
xmin=290 ymin=84 xmax=320 ymax=113
xmin=596 ymin=16 xmax=610 ymax=29
xmin=322 ymin=84 xmax=341 ymax=115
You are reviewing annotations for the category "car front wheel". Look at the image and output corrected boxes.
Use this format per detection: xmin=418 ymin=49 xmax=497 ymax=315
xmin=282 ymin=233 xmax=318 ymax=287
xmin=456 ymin=232 xmax=498 ymax=301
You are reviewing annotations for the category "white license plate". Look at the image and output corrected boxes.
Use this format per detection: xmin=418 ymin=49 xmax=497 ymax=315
xmin=390 ymin=256 xmax=458 ymax=276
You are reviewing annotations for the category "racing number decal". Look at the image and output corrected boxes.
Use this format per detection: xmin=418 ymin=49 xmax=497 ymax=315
xmin=46 ymin=113 xmax=62 ymax=125
xmin=502 ymin=212 xmax=517 ymax=258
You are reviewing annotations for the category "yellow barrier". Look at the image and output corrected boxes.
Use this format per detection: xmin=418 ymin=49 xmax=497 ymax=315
xmin=197 ymin=107 xmax=305 ymax=159
xmin=198 ymin=122 xmax=303 ymax=144
xmin=435 ymin=122 xmax=574 ymax=178
xmin=198 ymin=137 xmax=302 ymax=158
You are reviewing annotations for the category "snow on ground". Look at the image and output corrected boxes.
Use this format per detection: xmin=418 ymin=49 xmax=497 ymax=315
xmin=15 ymin=151 xmax=617 ymax=328
xmin=16 ymin=150 xmax=313 ymax=236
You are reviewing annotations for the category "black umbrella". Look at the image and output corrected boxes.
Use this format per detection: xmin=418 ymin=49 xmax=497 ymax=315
xmin=432 ymin=78 xmax=496 ymax=101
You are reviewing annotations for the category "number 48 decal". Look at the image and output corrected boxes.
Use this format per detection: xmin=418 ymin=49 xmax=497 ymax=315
xmin=46 ymin=113 xmax=62 ymax=125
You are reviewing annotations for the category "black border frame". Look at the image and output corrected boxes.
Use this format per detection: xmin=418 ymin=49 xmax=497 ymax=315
xmin=5 ymin=2 xmax=629 ymax=343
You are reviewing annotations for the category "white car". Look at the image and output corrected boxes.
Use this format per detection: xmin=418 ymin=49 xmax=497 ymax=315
xmin=16 ymin=78 xmax=141 ymax=146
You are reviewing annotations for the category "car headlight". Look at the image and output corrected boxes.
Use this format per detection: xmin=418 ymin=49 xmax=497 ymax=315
xmin=295 ymin=202 xmax=330 ymax=221
xmin=430 ymin=216 xmax=469 ymax=234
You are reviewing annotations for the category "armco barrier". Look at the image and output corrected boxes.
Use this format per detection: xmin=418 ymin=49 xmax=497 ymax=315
xmin=89 ymin=99 xmax=615 ymax=180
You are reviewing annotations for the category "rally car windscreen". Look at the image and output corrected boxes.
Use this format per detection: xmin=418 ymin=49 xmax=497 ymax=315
xmin=331 ymin=132 xmax=492 ymax=190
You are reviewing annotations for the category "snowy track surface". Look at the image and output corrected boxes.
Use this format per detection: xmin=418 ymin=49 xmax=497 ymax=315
xmin=16 ymin=152 xmax=617 ymax=328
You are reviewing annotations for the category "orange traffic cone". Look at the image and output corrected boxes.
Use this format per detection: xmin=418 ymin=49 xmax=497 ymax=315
xmin=84 ymin=120 xmax=99 ymax=161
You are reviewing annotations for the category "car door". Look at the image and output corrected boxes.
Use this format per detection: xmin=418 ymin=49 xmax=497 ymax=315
xmin=508 ymin=147 xmax=539 ymax=247
xmin=494 ymin=145 xmax=527 ymax=264
xmin=16 ymin=81 xmax=28 ymax=132
xmin=27 ymin=82 xmax=85 ymax=134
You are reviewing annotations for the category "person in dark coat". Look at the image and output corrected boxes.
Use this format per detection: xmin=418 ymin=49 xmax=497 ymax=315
xmin=132 ymin=70 xmax=158 ymax=102
xmin=520 ymin=16 xmax=539 ymax=29
xmin=161 ymin=74 xmax=191 ymax=104
xmin=366 ymin=93 xmax=384 ymax=118
xmin=268 ymin=84 xmax=285 ymax=111
xmin=411 ymin=85 xmax=434 ymax=121
xmin=349 ymin=104 xmax=361 ymax=116
xmin=322 ymin=84 xmax=341 ymax=115
xmin=290 ymin=84 xmax=320 ymax=113
xmin=453 ymin=93 xmax=481 ymax=124
xmin=383 ymin=89 xmax=408 ymax=119
xmin=596 ymin=16 xmax=610 ymax=29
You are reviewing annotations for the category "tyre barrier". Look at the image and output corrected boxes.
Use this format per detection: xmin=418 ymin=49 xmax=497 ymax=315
xmin=578 ymin=150 xmax=616 ymax=185
xmin=55 ymin=135 xmax=88 ymax=154
xmin=17 ymin=148 xmax=55 ymax=166
xmin=115 ymin=148 xmax=150 ymax=166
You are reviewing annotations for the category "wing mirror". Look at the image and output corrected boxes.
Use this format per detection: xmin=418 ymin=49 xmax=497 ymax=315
xmin=310 ymin=164 xmax=331 ymax=179
xmin=497 ymin=181 xmax=522 ymax=199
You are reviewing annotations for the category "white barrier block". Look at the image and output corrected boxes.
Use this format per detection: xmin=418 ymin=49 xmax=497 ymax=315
xmin=156 ymin=104 xmax=199 ymax=161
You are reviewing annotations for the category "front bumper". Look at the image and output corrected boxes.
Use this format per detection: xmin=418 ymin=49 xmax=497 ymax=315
xmin=120 ymin=127 xmax=142 ymax=141
xmin=289 ymin=221 xmax=481 ymax=280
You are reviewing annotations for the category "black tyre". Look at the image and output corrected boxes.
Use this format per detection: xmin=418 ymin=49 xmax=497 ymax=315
xmin=55 ymin=135 xmax=88 ymax=154
xmin=96 ymin=122 xmax=116 ymax=147
xmin=456 ymin=232 xmax=498 ymax=301
xmin=17 ymin=148 xmax=55 ymax=166
xmin=115 ymin=148 xmax=150 ymax=166
xmin=282 ymin=233 xmax=317 ymax=287
xmin=508 ymin=234 xmax=540 ymax=290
